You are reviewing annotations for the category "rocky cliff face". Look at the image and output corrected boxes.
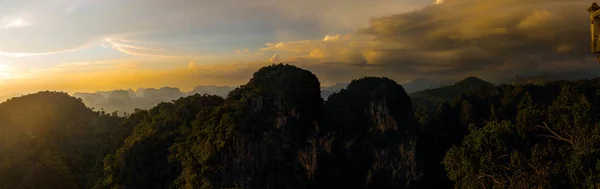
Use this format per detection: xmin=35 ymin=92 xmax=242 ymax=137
xmin=315 ymin=77 xmax=421 ymax=189
xmin=98 ymin=64 xmax=422 ymax=189
xmin=184 ymin=64 xmax=323 ymax=189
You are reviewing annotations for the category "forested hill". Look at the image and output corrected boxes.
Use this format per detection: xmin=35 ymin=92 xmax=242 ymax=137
xmin=409 ymin=76 xmax=495 ymax=108
xmin=1 ymin=64 xmax=600 ymax=188
xmin=0 ymin=92 xmax=127 ymax=188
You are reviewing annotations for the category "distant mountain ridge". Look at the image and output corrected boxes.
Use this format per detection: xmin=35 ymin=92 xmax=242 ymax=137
xmin=320 ymin=83 xmax=349 ymax=99
xmin=4 ymin=65 xmax=600 ymax=188
xmin=99 ymin=64 xmax=421 ymax=188
xmin=72 ymin=85 xmax=235 ymax=113
xmin=73 ymin=77 xmax=495 ymax=113
xmin=410 ymin=76 xmax=495 ymax=108
xmin=75 ymin=83 xmax=353 ymax=113
xmin=319 ymin=78 xmax=457 ymax=100
xmin=402 ymin=78 xmax=456 ymax=93
xmin=7 ymin=73 xmax=585 ymax=113
xmin=453 ymin=77 xmax=495 ymax=89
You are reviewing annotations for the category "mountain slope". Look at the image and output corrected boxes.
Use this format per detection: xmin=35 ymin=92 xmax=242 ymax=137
xmin=0 ymin=91 xmax=125 ymax=189
xmin=401 ymin=78 xmax=454 ymax=93
xmin=410 ymin=76 xmax=495 ymax=108
xmin=101 ymin=94 xmax=224 ymax=189
xmin=4 ymin=65 xmax=600 ymax=188
xmin=316 ymin=77 xmax=421 ymax=188
xmin=163 ymin=64 xmax=323 ymax=188
xmin=100 ymin=64 xmax=423 ymax=189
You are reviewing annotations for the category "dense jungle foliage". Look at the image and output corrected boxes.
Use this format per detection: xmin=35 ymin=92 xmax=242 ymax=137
xmin=1 ymin=64 xmax=600 ymax=188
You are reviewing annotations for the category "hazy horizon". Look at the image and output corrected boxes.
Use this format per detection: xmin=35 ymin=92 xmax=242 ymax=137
xmin=0 ymin=0 xmax=599 ymax=99
xmin=4 ymin=1 xmax=600 ymax=187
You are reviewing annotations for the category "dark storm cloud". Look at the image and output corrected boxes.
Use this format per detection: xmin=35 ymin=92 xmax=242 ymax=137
xmin=263 ymin=0 xmax=600 ymax=82
xmin=362 ymin=0 xmax=596 ymax=76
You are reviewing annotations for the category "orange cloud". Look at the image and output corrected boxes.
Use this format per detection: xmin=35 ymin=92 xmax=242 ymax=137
xmin=259 ymin=0 xmax=599 ymax=82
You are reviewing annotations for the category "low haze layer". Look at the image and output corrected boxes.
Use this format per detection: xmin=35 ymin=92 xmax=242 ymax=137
xmin=71 ymin=83 xmax=354 ymax=113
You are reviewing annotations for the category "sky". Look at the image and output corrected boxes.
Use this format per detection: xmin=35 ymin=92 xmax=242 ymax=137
xmin=0 ymin=0 xmax=599 ymax=98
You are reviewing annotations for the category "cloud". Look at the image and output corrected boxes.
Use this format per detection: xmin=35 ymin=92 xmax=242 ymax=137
xmin=103 ymin=37 xmax=188 ymax=59
xmin=260 ymin=0 xmax=600 ymax=81
xmin=0 ymin=0 xmax=424 ymax=54
xmin=362 ymin=0 xmax=595 ymax=76
xmin=0 ymin=0 xmax=429 ymax=92
xmin=57 ymin=60 xmax=118 ymax=68
xmin=0 ymin=39 xmax=97 ymax=58
xmin=0 ymin=64 xmax=16 ymax=79
xmin=323 ymin=35 xmax=340 ymax=41
xmin=3 ymin=18 xmax=31 ymax=29
xmin=3 ymin=0 xmax=599 ymax=94
xmin=261 ymin=34 xmax=379 ymax=65
xmin=269 ymin=54 xmax=280 ymax=63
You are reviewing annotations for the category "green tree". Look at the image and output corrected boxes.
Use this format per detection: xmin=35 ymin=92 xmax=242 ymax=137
xmin=444 ymin=87 xmax=600 ymax=188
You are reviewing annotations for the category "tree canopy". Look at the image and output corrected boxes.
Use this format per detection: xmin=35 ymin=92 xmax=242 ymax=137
xmin=2 ymin=65 xmax=600 ymax=189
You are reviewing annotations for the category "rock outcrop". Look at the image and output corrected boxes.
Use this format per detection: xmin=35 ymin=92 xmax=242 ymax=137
xmin=179 ymin=64 xmax=323 ymax=188
xmin=315 ymin=77 xmax=421 ymax=188
xmin=99 ymin=64 xmax=422 ymax=189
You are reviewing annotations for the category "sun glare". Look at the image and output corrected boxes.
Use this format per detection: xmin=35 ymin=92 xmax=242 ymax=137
xmin=4 ymin=18 xmax=30 ymax=28
xmin=0 ymin=64 xmax=14 ymax=79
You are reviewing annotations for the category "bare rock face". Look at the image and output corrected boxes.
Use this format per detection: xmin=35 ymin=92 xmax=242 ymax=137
xmin=107 ymin=90 xmax=133 ymax=105
xmin=192 ymin=64 xmax=323 ymax=189
xmin=315 ymin=77 xmax=421 ymax=189
xmin=111 ymin=65 xmax=422 ymax=189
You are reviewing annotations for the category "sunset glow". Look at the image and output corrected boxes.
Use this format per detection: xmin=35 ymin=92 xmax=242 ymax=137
xmin=0 ymin=0 xmax=597 ymax=99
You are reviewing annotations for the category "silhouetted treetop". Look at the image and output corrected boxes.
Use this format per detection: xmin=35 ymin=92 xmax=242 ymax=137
xmin=4 ymin=65 xmax=600 ymax=189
